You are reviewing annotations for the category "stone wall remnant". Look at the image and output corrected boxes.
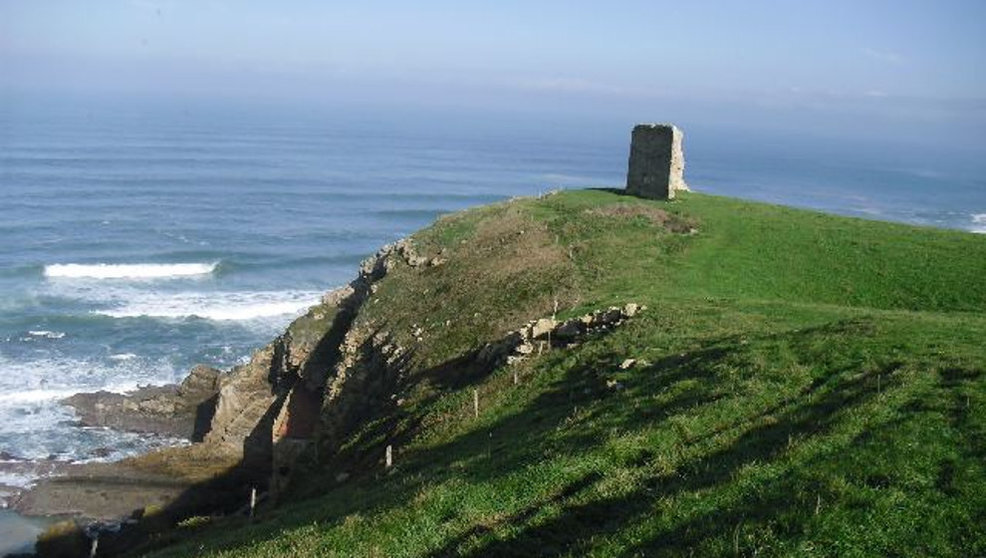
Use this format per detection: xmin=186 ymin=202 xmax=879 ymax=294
xmin=626 ymin=124 xmax=687 ymax=200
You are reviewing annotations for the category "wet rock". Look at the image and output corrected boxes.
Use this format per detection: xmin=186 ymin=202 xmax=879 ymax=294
xmin=62 ymin=365 xmax=221 ymax=441
xmin=90 ymin=447 xmax=113 ymax=459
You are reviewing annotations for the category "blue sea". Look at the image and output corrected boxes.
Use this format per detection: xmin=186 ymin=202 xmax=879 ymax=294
xmin=0 ymin=95 xmax=983 ymax=500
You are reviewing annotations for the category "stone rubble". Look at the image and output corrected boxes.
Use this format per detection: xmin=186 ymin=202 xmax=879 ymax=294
xmin=477 ymin=303 xmax=646 ymax=367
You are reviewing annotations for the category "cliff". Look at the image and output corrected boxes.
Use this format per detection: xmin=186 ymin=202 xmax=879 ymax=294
xmin=28 ymin=189 xmax=986 ymax=557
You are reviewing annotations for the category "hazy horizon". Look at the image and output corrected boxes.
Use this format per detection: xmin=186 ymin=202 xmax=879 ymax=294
xmin=2 ymin=1 xmax=985 ymax=149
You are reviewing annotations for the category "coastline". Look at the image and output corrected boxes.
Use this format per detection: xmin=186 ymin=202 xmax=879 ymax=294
xmin=0 ymin=510 xmax=53 ymax=556
xmin=2 ymin=189 xmax=985 ymax=556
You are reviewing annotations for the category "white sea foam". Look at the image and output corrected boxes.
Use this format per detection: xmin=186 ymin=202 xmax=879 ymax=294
xmin=95 ymin=290 xmax=322 ymax=321
xmin=0 ymin=470 xmax=40 ymax=489
xmin=0 ymin=388 xmax=81 ymax=405
xmin=43 ymin=262 xmax=218 ymax=279
xmin=27 ymin=330 xmax=65 ymax=339
xmin=0 ymin=381 xmax=166 ymax=406
xmin=109 ymin=353 xmax=138 ymax=361
xmin=0 ymin=354 xmax=183 ymax=463
xmin=0 ymin=355 xmax=177 ymax=402
xmin=972 ymin=214 xmax=986 ymax=234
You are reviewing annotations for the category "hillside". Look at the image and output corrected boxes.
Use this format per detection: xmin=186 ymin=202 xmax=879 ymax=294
xmin=65 ymin=190 xmax=986 ymax=556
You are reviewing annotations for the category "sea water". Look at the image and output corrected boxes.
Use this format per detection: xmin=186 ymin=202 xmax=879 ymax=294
xmin=0 ymin=95 xmax=983 ymax=489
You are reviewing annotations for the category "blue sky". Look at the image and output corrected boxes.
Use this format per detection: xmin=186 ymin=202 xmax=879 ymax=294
xmin=2 ymin=1 xmax=984 ymax=141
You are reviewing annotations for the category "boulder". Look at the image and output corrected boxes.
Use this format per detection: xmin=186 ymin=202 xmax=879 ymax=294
xmin=530 ymin=318 xmax=557 ymax=339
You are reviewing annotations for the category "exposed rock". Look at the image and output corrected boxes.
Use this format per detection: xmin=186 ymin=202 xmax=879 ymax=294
xmin=555 ymin=321 xmax=581 ymax=339
xmin=203 ymin=344 xmax=281 ymax=457
xmin=180 ymin=364 xmax=222 ymax=398
xmin=323 ymin=285 xmax=355 ymax=306
xmin=62 ymin=365 xmax=221 ymax=441
xmin=620 ymin=358 xmax=637 ymax=370
xmin=12 ymin=444 xmax=242 ymax=521
xmin=530 ymin=318 xmax=557 ymax=339
xmin=595 ymin=308 xmax=624 ymax=326
xmin=27 ymin=211 xmax=643 ymax=555
xmin=42 ymin=254 xmax=386 ymax=528
xmin=395 ymin=238 xmax=428 ymax=267
xmin=477 ymin=303 xmax=644 ymax=367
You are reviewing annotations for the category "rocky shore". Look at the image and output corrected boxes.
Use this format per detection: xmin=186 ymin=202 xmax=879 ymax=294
xmin=4 ymin=238 xmax=406 ymax=554
xmin=61 ymin=365 xmax=222 ymax=442
xmin=8 ymin=227 xmax=646 ymax=556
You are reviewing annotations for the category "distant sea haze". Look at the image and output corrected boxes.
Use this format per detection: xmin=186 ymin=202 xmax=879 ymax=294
xmin=0 ymin=96 xmax=983 ymax=488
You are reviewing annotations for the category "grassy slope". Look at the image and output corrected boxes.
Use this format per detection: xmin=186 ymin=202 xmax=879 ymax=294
xmin=146 ymin=190 xmax=986 ymax=557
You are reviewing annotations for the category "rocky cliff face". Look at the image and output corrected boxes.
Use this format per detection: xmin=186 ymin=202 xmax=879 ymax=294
xmin=197 ymin=239 xmax=414 ymax=486
xmin=63 ymin=365 xmax=221 ymax=441
xmin=26 ymin=194 xmax=660 ymax=556
xmin=18 ymin=242 xmax=409 ymax=554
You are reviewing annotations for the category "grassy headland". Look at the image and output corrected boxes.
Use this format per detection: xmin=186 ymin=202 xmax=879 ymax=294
xmin=141 ymin=190 xmax=986 ymax=557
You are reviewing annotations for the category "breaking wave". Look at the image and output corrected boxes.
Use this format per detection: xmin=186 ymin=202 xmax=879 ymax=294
xmin=43 ymin=262 xmax=218 ymax=279
xmin=93 ymin=290 xmax=322 ymax=321
xmin=27 ymin=330 xmax=65 ymax=339
xmin=972 ymin=213 xmax=986 ymax=234
xmin=0 ymin=353 xmax=184 ymax=462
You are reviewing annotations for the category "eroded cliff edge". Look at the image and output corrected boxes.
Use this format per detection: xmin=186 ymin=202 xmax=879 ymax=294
xmin=15 ymin=238 xmax=401 ymax=523
xmin=20 ymin=196 xmax=663 ymax=556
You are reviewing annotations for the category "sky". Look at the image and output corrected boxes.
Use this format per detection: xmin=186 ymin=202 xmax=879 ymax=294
xmin=1 ymin=0 xmax=985 ymax=143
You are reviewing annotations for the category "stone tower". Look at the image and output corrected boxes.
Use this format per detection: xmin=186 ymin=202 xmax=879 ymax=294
xmin=625 ymin=124 xmax=687 ymax=200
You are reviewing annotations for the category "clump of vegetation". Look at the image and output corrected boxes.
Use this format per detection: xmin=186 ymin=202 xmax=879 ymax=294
xmin=139 ymin=190 xmax=986 ymax=557
xmin=36 ymin=520 xmax=88 ymax=558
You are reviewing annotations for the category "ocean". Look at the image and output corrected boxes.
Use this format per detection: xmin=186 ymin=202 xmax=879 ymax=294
xmin=0 ymin=95 xmax=983 ymax=544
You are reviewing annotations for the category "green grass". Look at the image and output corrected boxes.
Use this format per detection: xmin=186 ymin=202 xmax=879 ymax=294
xmin=142 ymin=190 xmax=986 ymax=557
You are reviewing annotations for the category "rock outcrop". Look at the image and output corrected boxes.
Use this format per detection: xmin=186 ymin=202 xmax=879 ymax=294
xmin=477 ymin=303 xmax=644 ymax=367
xmin=63 ymin=365 xmax=221 ymax=441
xmin=24 ymin=222 xmax=653 ymax=555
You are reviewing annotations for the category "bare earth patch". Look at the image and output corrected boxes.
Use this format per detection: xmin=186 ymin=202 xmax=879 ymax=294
xmin=587 ymin=204 xmax=698 ymax=234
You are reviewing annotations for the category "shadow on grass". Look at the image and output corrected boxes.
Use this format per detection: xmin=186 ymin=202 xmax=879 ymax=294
xmin=447 ymin=358 xmax=901 ymax=557
xmin=38 ymin=318 xmax=945 ymax=557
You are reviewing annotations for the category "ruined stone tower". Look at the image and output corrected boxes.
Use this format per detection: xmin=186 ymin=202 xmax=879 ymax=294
xmin=626 ymin=123 xmax=687 ymax=200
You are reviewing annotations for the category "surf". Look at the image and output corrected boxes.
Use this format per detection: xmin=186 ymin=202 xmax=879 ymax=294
xmin=43 ymin=262 xmax=218 ymax=279
xmin=92 ymin=290 xmax=323 ymax=321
